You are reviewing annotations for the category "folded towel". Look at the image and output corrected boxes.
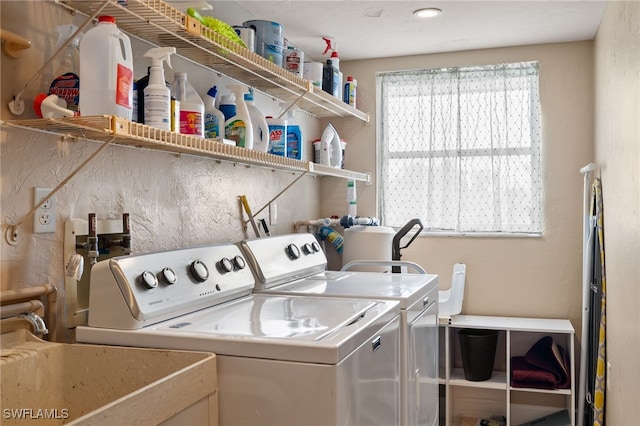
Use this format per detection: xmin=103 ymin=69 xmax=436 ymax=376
xmin=511 ymin=336 xmax=571 ymax=390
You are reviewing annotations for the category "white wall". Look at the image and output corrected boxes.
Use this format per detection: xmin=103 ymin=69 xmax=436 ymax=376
xmin=593 ymin=1 xmax=640 ymax=423
xmin=0 ymin=1 xmax=322 ymax=341
xmin=323 ymin=42 xmax=595 ymax=334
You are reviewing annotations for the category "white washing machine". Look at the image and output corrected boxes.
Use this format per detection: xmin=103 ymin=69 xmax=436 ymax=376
xmin=240 ymin=233 xmax=440 ymax=426
xmin=75 ymin=242 xmax=402 ymax=426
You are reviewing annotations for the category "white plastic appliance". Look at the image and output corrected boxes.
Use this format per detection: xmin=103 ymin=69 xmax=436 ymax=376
xmin=75 ymin=242 xmax=402 ymax=426
xmin=240 ymin=233 xmax=439 ymax=426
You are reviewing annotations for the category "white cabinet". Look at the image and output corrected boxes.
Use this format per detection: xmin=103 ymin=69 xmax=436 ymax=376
xmin=439 ymin=315 xmax=575 ymax=426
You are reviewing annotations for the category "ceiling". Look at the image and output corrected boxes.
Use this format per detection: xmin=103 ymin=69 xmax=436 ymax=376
xmin=169 ymin=1 xmax=608 ymax=62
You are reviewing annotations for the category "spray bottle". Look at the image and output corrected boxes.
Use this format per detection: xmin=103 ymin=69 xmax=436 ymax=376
xmin=225 ymin=85 xmax=253 ymax=149
xmin=48 ymin=24 xmax=81 ymax=114
xmin=244 ymin=88 xmax=269 ymax=151
xmin=143 ymin=47 xmax=175 ymax=130
xmin=321 ymin=37 xmax=342 ymax=99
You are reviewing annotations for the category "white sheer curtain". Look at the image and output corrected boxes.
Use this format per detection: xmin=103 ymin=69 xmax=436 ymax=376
xmin=377 ymin=62 xmax=542 ymax=234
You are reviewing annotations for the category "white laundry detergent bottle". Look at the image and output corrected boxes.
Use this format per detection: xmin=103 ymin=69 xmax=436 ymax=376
xmin=79 ymin=15 xmax=133 ymax=119
xmin=171 ymin=72 xmax=204 ymax=137
xmin=224 ymin=85 xmax=253 ymax=149
xmin=143 ymin=46 xmax=175 ymax=130
xmin=244 ymin=88 xmax=269 ymax=151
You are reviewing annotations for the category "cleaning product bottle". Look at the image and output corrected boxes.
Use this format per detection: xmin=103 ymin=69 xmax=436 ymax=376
xmin=322 ymin=59 xmax=339 ymax=98
xmin=203 ymin=86 xmax=226 ymax=139
xmin=344 ymin=76 xmax=357 ymax=107
xmin=266 ymin=115 xmax=287 ymax=156
xmin=143 ymin=47 xmax=175 ymax=131
xmin=285 ymin=109 xmax=303 ymax=160
xmin=318 ymin=226 xmax=344 ymax=254
xmin=218 ymin=93 xmax=236 ymax=122
xmin=48 ymin=24 xmax=81 ymax=114
xmin=244 ymin=88 xmax=269 ymax=151
xmin=79 ymin=16 xmax=133 ymax=119
xmin=321 ymin=37 xmax=341 ymax=99
xmin=224 ymin=85 xmax=253 ymax=149
xmin=170 ymin=72 xmax=204 ymax=137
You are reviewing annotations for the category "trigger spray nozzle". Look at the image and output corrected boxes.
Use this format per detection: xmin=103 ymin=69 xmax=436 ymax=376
xmin=322 ymin=37 xmax=334 ymax=56
xmin=144 ymin=46 xmax=176 ymax=69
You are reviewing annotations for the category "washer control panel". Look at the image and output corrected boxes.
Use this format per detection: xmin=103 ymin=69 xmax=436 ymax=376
xmin=241 ymin=233 xmax=327 ymax=289
xmin=88 ymin=243 xmax=255 ymax=329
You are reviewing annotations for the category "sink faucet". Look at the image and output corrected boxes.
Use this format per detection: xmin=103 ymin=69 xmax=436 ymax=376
xmin=19 ymin=312 xmax=49 ymax=336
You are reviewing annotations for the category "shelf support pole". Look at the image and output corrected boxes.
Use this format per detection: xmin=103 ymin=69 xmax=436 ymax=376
xmin=4 ymin=137 xmax=115 ymax=245
xmin=242 ymin=171 xmax=308 ymax=229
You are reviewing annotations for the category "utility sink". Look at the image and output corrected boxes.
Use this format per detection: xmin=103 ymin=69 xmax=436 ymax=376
xmin=0 ymin=326 xmax=218 ymax=425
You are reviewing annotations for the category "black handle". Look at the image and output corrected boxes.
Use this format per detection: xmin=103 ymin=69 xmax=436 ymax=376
xmin=391 ymin=218 xmax=423 ymax=273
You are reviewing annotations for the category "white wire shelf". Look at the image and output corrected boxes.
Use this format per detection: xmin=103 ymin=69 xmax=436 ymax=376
xmin=60 ymin=0 xmax=369 ymax=122
xmin=3 ymin=116 xmax=371 ymax=182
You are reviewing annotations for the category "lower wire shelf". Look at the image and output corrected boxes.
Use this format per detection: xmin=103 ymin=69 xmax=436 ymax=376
xmin=3 ymin=115 xmax=371 ymax=182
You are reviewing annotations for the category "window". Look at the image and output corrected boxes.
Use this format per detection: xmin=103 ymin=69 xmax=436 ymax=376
xmin=377 ymin=62 xmax=542 ymax=234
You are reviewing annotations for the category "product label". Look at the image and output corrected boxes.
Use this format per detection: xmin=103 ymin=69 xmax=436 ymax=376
xmin=48 ymin=72 xmax=80 ymax=112
xmin=286 ymin=128 xmax=301 ymax=160
xmin=268 ymin=125 xmax=286 ymax=156
xmin=115 ymin=64 xmax=133 ymax=109
xmin=226 ymin=119 xmax=247 ymax=147
xmin=179 ymin=110 xmax=203 ymax=136
xmin=204 ymin=113 xmax=221 ymax=138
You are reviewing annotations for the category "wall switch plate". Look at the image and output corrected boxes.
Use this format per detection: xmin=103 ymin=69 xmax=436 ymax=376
xmin=269 ymin=202 xmax=277 ymax=226
xmin=33 ymin=187 xmax=56 ymax=233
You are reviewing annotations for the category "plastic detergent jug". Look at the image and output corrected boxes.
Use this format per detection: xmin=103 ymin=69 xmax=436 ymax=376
xmin=79 ymin=15 xmax=133 ymax=119
xmin=318 ymin=123 xmax=343 ymax=168
xmin=285 ymin=109 xmax=303 ymax=160
xmin=171 ymin=72 xmax=204 ymax=137
xmin=143 ymin=47 xmax=175 ymax=130
xmin=244 ymin=89 xmax=269 ymax=151
xmin=225 ymin=85 xmax=253 ymax=149
xmin=243 ymin=20 xmax=284 ymax=66
xmin=266 ymin=115 xmax=287 ymax=156
xmin=203 ymin=86 xmax=225 ymax=139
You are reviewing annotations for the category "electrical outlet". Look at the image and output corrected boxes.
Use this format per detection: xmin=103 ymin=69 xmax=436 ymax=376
xmin=33 ymin=187 xmax=56 ymax=233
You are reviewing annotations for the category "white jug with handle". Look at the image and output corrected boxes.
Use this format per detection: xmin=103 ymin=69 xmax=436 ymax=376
xmin=319 ymin=123 xmax=343 ymax=168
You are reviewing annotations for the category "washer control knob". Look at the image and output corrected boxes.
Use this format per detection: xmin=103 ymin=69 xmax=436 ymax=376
xmin=286 ymin=243 xmax=301 ymax=260
xmin=218 ymin=257 xmax=234 ymax=273
xmin=161 ymin=267 xmax=177 ymax=285
xmin=140 ymin=270 xmax=158 ymax=289
xmin=311 ymin=242 xmax=321 ymax=253
xmin=302 ymin=243 xmax=312 ymax=254
xmin=233 ymin=255 xmax=246 ymax=270
xmin=190 ymin=260 xmax=209 ymax=282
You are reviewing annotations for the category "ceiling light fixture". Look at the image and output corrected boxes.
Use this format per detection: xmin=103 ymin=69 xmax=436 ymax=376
xmin=413 ymin=8 xmax=442 ymax=18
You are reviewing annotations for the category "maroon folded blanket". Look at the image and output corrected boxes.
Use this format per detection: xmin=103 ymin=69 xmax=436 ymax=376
xmin=511 ymin=336 xmax=571 ymax=390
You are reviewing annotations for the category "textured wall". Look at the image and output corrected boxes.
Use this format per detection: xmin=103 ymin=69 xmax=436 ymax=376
xmin=0 ymin=1 xmax=324 ymax=341
xmin=593 ymin=1 xmax=640 ymax=422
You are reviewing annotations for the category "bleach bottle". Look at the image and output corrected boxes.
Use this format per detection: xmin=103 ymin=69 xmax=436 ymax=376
xmin=171 ymin=72 xmax=204 ymax=137
xmin=143 ymin=47 xmax=175 ymax=130
xmin=224 ymin=85 xmax=253 ymax=149
xmin=244 ymin=88 xmax=269 ymax=151
xmin=79 ymin=15 xmax=133 ymax=119
xmin=203 ymin=86 xmax=225 ymax=139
